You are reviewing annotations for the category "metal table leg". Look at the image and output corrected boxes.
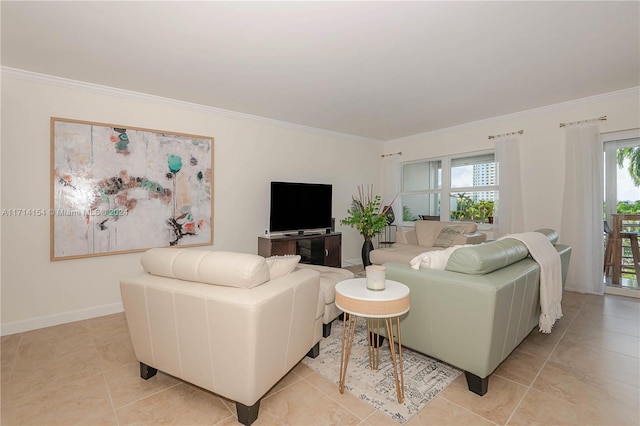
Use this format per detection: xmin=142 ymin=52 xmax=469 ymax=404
xmin=338 ymin=313 xmax=357 ymax=394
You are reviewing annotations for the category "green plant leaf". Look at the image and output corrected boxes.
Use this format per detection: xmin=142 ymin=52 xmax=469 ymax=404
xmin=340 ymin=185 xmax=389 ymax=238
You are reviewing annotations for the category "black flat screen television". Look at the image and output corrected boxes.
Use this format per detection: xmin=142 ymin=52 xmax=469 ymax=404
xmin=269 ymin=181 xmax=332 ymax=233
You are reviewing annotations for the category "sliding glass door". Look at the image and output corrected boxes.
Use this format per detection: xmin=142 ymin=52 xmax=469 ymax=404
xmin=603 ymin=135 xmax=640 ymax=289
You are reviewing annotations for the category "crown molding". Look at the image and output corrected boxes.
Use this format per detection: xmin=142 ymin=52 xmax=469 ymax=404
xmin=3 ymin=66 xmax=635 ymax=144
xmin=388 ymin=86 xmax=640 ymax=143
xmin=0 ymin=66 xmax=382 ymax=144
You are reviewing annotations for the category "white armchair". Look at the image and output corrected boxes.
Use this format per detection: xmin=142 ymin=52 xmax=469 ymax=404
xmin=120 ymin=248 xmax=321 ymax=425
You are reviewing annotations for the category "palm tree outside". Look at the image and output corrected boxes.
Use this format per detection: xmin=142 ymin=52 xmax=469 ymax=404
xmin=617 ymin=146 xmax=640 ymax=186
xmin=616 ymin=146 xmax=640 ymax=214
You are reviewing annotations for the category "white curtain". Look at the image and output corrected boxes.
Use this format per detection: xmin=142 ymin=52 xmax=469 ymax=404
xmin=561 ymin=121 xmax=604 ymax=294
xmin=494 ymin=135 xmax=524 ymax=238
xmin=382 ymin=153 xmax=401 ymax=225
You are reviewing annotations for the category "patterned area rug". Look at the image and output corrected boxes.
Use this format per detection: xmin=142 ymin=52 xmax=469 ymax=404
xmin=302 ymin=318 xmax=461 ymax=423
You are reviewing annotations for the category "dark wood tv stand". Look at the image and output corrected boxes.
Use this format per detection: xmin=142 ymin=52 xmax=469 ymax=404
xmin=258 ymin=232 xmax=342 ymax=268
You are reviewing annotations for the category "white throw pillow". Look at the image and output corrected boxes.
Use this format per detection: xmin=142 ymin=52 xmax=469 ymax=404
xmin=266 ymin=255 xmax=301 ymax=280
xmin=410 ymin=245 xmax=472 ymax=270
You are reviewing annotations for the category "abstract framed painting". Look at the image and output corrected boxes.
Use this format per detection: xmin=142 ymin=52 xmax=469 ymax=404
xmin=50 ymin=117 xmax=213 ymax=260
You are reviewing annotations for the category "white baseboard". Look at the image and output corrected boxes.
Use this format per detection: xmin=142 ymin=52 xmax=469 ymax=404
xmin=1 ymin=302 xmax=124 ymax=336
xmin=343 ymin=258 xmax=363 ymax=267
xmin=604 ymin=286 xmax=640 ymax=299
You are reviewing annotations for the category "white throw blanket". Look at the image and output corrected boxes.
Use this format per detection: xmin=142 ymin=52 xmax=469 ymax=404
xmin=499 ymin=232 xmax=563 ymax=333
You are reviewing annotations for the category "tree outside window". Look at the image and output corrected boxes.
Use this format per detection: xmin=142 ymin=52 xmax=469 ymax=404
xmin=401 ymin=152 xmax=498 ymax=223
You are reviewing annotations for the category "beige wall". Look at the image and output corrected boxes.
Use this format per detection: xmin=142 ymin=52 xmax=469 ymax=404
xmin=2 ymin=69 xmax=638 ymax=334
xmin=0 ymin=70 xmax=383 ymax=334
xmin=384 ymin=88 xmax=640 ymax=236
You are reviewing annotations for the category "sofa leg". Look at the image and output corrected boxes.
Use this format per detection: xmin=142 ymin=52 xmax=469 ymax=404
xmin=464 ymin=371 xmax=488 ymax=396
xmin=236 ymin=401 xmax=260 ymax=426
xmin=139 ymin=362 xmax=158 ymax=380
xmin=368 ymin=332 xmax=385 ymax=348
xmin=306 ymin=342 xmax=320 ymax=359
xmin=338 ymin=312 xmax=345 ymax=321
xmin=323 ymin=322 xmax=332 ymax=337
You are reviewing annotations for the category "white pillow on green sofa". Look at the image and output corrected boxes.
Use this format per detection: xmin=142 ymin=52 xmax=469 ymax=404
xmin=410 ymin=245 xmax=471 ymax=270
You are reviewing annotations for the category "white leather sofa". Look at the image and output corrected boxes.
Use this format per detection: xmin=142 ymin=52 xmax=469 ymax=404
xmin=120 ymin=248 xmax=321 ymax=425
xmin=296 ymin=263 xmax=354 ymax=337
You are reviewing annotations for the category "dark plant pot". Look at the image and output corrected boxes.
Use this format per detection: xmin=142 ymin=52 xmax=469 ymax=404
xmin=362 ymin=238 xmax=374 ymax=267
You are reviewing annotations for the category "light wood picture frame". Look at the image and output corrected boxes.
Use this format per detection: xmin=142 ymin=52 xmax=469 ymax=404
xmin=50 ymin=117 xmax=214 ymax=261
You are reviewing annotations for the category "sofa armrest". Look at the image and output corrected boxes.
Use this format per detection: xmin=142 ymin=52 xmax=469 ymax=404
xmin=396 ymin=228 xmax=418 ymax=245
xmin=463 ymin=232 xmax=487 ymax=245
xmin=382 ymin=259 xmax=541 ymax=379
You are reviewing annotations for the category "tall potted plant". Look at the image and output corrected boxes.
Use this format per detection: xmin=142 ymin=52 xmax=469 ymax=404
xmin=341 ymin=185 xmax=391 ymax=266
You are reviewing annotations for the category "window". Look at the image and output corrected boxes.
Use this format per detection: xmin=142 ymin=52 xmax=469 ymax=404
xmin=401 ymin=160 xmax=441 ymax=221
xmin=401 ymin=151 xmax=497 ymax=223
xmin=604 ymin=136 xmax=640 ymax=220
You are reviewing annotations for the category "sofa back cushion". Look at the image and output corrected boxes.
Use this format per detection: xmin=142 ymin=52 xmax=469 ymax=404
xmin=432 ymin=225 xmax=467 ymax=248
xmin=535 ymin=228 xmax=559 ymax=244
xmin=446 ymin=229 xmax=560 ymax=275
xmin=445 ymin=239 xmax=530 ymax=275
xmin=415 ymin=221 xmax=478 ymax=247
xmin=265 ymin=255 xmax=301 ymax=280
xmin=141 ymin=248 xmax=271 ymax=288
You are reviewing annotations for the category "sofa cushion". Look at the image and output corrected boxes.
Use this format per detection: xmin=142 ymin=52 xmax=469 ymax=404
xmin=295 ymin=263 xmax=354 ymax=306
xmin=415 ymin=222 xmax=438 ymax=247
xmin=415 ymin=221 xmax=478 ymax=247
xmin=445 ymin=239 xmax=530 ymax=275
xmin=410 ymin=244 xmax=472 ymax=270
xmin=266 ymin=255 xmax=301 ymax=280
xmin=433 ymin=225 xmax=467 ymax=248
xmin=535 ymin=228 xmax=559 ymax=244
xmin=141 ymin=248 xmax=271 ymax=288
xmin=370 ymin=243 xmax=443 ymax=264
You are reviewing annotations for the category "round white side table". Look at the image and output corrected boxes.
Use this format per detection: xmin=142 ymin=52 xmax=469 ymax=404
xmin=334 ymin=278 xmax=410 ymax=403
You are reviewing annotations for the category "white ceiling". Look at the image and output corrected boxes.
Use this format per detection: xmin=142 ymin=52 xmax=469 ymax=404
xmin=2 ymin=1 xmax=639 ymax=141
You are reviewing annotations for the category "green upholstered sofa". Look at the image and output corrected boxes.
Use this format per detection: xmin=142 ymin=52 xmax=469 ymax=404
xmin=379 ymin=229 xmax=571 ymax=396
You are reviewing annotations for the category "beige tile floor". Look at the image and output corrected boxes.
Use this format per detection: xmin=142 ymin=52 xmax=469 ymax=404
xmin=1 ymin=290 xmax=639 ymax=425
